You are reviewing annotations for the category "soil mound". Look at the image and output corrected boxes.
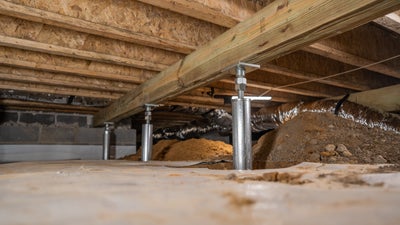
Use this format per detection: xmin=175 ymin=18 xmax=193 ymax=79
xmin=123 ymin=138 xmax=232 ymax=161
xmin=253 ymin=112 xmax=400 ymax=168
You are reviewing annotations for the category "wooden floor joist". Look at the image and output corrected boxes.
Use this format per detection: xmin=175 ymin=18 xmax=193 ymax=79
xmin=304 ymin=43 xmax=400 ymax=79
xmin=219 ymin=79 xmax=332 ymax=98
xmin=261 ymin=63 xmax=369 ymax=91
xmin=0 ymin=72 xmax=135 ymax=93
xmin=0 ymin=57 xmax=151 ymax=84
xmin=0 ymin=35 xmax=168 ymax=71
xmin=136 ymin=0 xmax=250 ymax=28
xmin=163 ymin=101 xmax=232 ymax=112
xmin=331 ymin=84 xmax=400 ymax=113
xmin=93 ymin=0 xmax=400 ymax=126
xmin=374 ymin=11 xmax=400 ymax=34
xmin=0 ymin=99 xmax=101 ymax=114
xmin=0 ymin=80 xmax=123 ymax=100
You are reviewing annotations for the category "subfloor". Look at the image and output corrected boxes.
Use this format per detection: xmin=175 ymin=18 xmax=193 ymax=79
xmin=1 ymin=161 xmax=400 ymax=225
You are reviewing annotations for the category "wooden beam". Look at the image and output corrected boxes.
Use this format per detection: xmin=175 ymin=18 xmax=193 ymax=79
xmin=209 ymin=80 xmax=319 ymax=103
xmin=0 ymin=0 xmax=195 ymax=54
xmin=94 ymin=0 xmax=400 ymax=126
xmin=176 ymin=93 xmax=269 ymax=108
xmin=163 ymin=101 xmax=232 ymax=112
xmin=136 ymin=0 xmax=252 ymax=28
xmin=374 ymin=11 xmax=400 ymax=34
xmin=331 ymin=84 xmax=400 ymax=113
xmin=0 ymin=35 xmax=168 ymax=71
xmin=0 ymin=57 xmax=151 ymax=84
xmin=0 ymin=99 xmax=101 ymax=114
xmin=220 ymin=79 xmax=332 ymax=98
xmin=0 ymin=70 xmax=136 ymax=93
xmin=303 ymin=43 xmax=400 ymax=79
xmin=194 ymin=85 xmax=297 ymax=103
xmin=262 ymin=63 xmax=369 ymax=91
xmin=173 ymin=95 xmax=225 ymax=106
xmin=0 ymin=80 xmax=122 ymax=100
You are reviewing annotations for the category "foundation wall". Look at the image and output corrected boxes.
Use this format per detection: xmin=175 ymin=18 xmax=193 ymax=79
xmin=0 ymin=110 xmax=136 ymax=162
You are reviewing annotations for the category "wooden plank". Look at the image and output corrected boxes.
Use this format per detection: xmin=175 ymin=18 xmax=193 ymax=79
xmin=193 ymin=86 xmax=297 ymax=103
xmin=0 ymin=80 xmax=122 ymax=100
xmin=0 ymin=0 xmax=195 ymax=54
xmin=0 ymin=99 xmax=101 ymax=114
xmin=374 ymin=11 xmax=400 ymax=34
xmin=262 ymin=63 xmax=369 ymax=91
xmin=174 ymin=95 xmax=224 ymax=106
xmin=220 ymin=79 xmax=332 ymax=98
xmin=0 ymin=71 xmax=135 ymax=93
xmin=330 ymin=84 xmax=400 ymax=113
xmin=0 ymin=57 xmax=151 ymax=84
xmin=208 ymin=80 xmax=319 ymax=103
xmin=93 ymin=0 xmax=400 ymax=126
xmin=0 ymin=35 xmax=168 ymax=71
xmin=303 ymin=43 xmax=400 ymax=79
xmin=136 ymin=0 xmax=250 ymax=28
xmin=163 ymin=101 xmax=232 ymax=112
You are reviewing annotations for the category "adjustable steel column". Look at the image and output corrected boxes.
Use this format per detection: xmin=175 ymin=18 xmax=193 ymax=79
xmin=103 ymin=122 xmax=114 ymax=160
xmin=141 ymin=104 xmax=159 ymax=162
xmin=232 ymin=62 xmax=270 ymax=170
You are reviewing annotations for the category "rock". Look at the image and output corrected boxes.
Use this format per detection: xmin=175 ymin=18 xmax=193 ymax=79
xmin=320 ymin=150 xmax=337 ymax=157
xmin=373 ymin=155 xmax=387 ymax=164
xmin=342 ymin=150 xmax=353 ymax=157
xmin=363 ymin=157 xmax=372 ymax=164
xmin=328 ymin=156 xmax=337 ymax=163
xmin=324 ymin=144 xmax=336 ymax=152
xmin=336 ymin=144 xmax=353 ymax=157
xmin=336 ymin=144 xmax=347 ymax=153
xmin=309 ymin=139 xmax=318 ymax=145
xmin=328 ymin=124 xmax=335 ymax=129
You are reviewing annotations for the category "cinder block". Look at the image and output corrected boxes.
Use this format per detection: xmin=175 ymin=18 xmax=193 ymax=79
xmin=39 ymin=127 xmax=75 ymax=144
xmin=0 ymin=126 xmax=40 ymax=143
xmin=57 ymin=115 xmax=87 ymax=127
xmin=20 ymin=113 xmax=55 ymax=125
xmin=114 ymin=129 xmax=136 ymax=145
xmin=0 ymin=111 xmax=18 ymax=124
xmin=74 ymin=128 xmax=103 ymax=145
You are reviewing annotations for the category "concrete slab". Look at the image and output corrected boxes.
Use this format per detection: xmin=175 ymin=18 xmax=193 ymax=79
xmin=0 ymin=161 xmax=399 ymax=225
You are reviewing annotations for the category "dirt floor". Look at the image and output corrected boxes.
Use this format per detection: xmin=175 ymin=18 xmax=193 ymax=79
xmin=2 ymin=161 xmax=400 ymax=225
xmin=124 ymin=111 xmax=399 ymax=169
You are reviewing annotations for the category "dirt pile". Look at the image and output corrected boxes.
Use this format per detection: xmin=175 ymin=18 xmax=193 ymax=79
xmin=253 ymin=112 xmax=400 ymax=168
xmin=123 ymin=138 xmax=232 ymax=161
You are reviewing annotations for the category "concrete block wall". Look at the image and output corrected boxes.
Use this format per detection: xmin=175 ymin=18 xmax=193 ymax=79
xmin=0 ymin=110 xmax=136 ymax=162
xmin=1 ymin=110 xmax=93 ymax=128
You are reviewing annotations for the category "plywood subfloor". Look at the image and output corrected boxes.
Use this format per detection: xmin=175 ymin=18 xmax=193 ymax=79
xmin=1 ymin=161 xmax=400 ymax=225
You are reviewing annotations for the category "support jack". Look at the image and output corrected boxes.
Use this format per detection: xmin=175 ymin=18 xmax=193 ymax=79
xmin=231 ymin=62 xmax=271 ymax=170
xmin=141 ymin=104 xmax=160 ymax=162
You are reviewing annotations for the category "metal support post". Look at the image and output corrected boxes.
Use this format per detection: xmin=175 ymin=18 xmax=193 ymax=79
xmin=231 ymin=62 xmax=261 ymax=170
xmin=141 ymin=104 xmax=159 ymax=162
xmin=232 ymin=97 xmax=252 ymax=169
xmin=103 ymin=122 xmax=114 ymax=160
